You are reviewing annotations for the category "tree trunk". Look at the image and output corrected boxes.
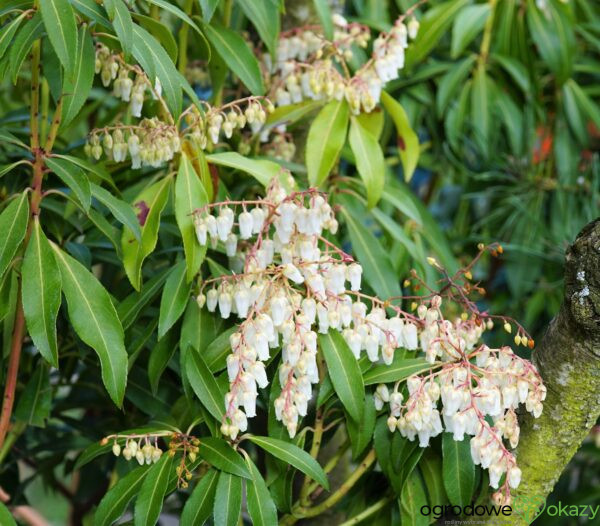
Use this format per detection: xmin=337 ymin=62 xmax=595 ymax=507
xmin=495 ymin=219 xmax=600 ymax=524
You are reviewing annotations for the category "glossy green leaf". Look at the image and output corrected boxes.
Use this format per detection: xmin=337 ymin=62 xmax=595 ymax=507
xmin=450 ymin=4 xmax=490 ymax=58
xmin=313 ymin=0 xmax=333 ymax=40
xmin=104 ymin=0 xmax=132 ymax=55
xmin=158 ymin=260 xmax=191 ymax=338
xmin=197 ymin=438 xmax=251 ymax=478
xmin=45 ymin=156 xmax=91 ymax=212
xmin=51 ymin=245 xmax=127 ymax=406
xmin=94 ymin=467 xmax=148 ymax=526
xmin=306 ymin=99 xmax=349 ymax=187
xmin=147 ymin=0 xmax=203 ymax=35
xmin=245 ymin=456 xmax=278 ymax=526
xmin=62 ymin=25 xmax=95 ymax=126
xmin=347 ymin=392 xmax=376 ymax=460
xmin=9 ymin=13 xmax=44 ymax=83
xmin=175 ymin=153 xmax=208 ymax=282
xmin=0 ymin=191 xmax=29 ymax=282
xmin=492 ymin=54 xmax=531 ymax=95
xmin=266 ymin=100 xmax=320 ymax=128
xmin=0 ymin=11 xmax=27 ymax=61
xmin=39 ymin=0 xmax=77 ymax=74
xmin=199 ymin=0 xmax=220 ymax=22
xmin=14 ymin=363 xmax=51 ymax=427
xmin=202 ymin=22 xmax=265 ymax=95
xmin=248 ymin=436 xmax=329 ymax=490
xmin=238 ymin=0 xmax=279 ymax=57
xmin=381 ymin=91 xmax=420 ymax=182
xmin=420 ymin=450 xmax=448 ymax=506
xmin=132 ymin=12 xmax=178 ymax=62
xmin=148 ymin=329 xmax=177 ymax=394
xmin=0 ymin=502 xmax=16 ymax=526
xmin=22 ymin=218 xmax=61 ymax=366
xmin=181 ymin=469 xmax=219 ymax=525
xmin=71 ymin=0 xmax=111 ymax=27
xmin=213 ymin=472 xmax=242 ymax=526
xmin=185 ymin=346 xmax=225 ymax=422
xmin=363 ymin=357 xmax=432 ymax=386
xmin=90 ymin=183 xmax=141 ymax=241
xmin=442 ymin=433 xmax=476 ymax=507
xmin=319 ymin=330 xmax=364 ymax=422
xmin=122 ymin=176 xmax=171 ymax=290
xmin=348 ymin=116 xmax=384 ymax=208
xmin=134 ymin=453 xmax=174 ymax=526
xmin=470 ymin=65 xmax=490 ymax=158
xmin=399 ymin=470 xmax=429 ymax=526
xmin=206 ymin=152 xmax=280 ymax=187
xmin=118 ymin=267 xmax=171 ymax=329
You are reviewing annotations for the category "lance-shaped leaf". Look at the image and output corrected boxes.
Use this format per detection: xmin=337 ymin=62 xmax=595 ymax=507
xmin=9 ymin=13 xmax=44 ymax=84
xmin=122 ymin=176 xmax=171 ymax=290
xmin=318 ymin=330 xmax=364 ymax=422
xmin=181 ymin=469 xmax=219 ymax=525
xmin=0 ymin=502 xmax=16 ymax=526
xmin=51 ymin=245 xmax=127 ymax=406
xmin=206 ymin=152 xmax=281 ymax=187
xmin=306 ymin=99 xmax=349 ymax=187
xmin=0 ymin=191 xmax=29 ymax=282
xmin=0 ymin=11 xmax=27 ymax=61
xmin=104 ymin=0 xmax=133 ymax=56
xmin=442 ymin=432 xmax=476 ymax=507
xmin=45 ymin=157 xmax=91 ymax=211
xmin=134 ymin=453 xmax=174 ymax=526
xmin=90 ymin=183 xmax=141 ymax=241
xmin=39 ymin=0 xmax=77 ymax=75
xmin=381 ymin=91 xmax=420 ymax=182
xmin=94 ymin=466 xmax=148 ymax=526
xmin=15 ymin=363 xmax=52 ymax=427
xmin=363 ymin=357 xmax=432 ymax=386
xmin=213 ymin=472 xmax=242 ymax=526
xmin=186 ymin=349 xmax=226 ymax=422
xmin=22 ymin=218 xmax=61 ymax=366
xmin=248 ymin=436 xmax=329 ymax=490
xmin=62 ymin=25 xmax=95 ymax=126
xmin=158 ymin=260 xmax=191 ymax=338
xmin=197 ymin=438 xmax=250 ymax=478
xmin=199 ymin=0 xmax=220 ymax=22
xmin=202 ymin=22 xmax=265 ymax=95
xmin=348 ymin=116 xmax=384 ymax=208
xmin=118 ymin=267 xmax=171 ymax=329
xmin=245 ymin=456 xmax=278 ymax=526
xmin=175 ymin=153 xmax=208 ymax=282
xmin=346 ymin=393 xmax=376 ymax=460
xmin=237 ymin=0 xmax=280 ymax=58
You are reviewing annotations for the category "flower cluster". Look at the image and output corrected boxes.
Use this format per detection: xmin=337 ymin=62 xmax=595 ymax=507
xmin=85 ymin=118 xmax=180 ymax=168
xmin=109 ymin=437 xmax=163 ymax=466
xmin=268 ymin=13 xmax=419 ymax=114
xmin=375 ymin=296 xmax=545 ymax=504
xmin=95 ymin=44 xmax=162 ymax=117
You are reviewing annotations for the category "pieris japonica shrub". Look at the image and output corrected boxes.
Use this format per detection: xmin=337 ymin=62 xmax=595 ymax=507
xmin=0 ymin=0 xmax=554 ymax=524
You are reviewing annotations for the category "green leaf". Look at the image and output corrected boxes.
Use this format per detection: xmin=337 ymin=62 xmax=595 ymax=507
xmin=266 ymin=100 xmax=320 ymax=128
xmin=206 ymin=152 xmax=281 ymax=187
xmin=405 ymin=0 xmax=470 ymax=67
xmin=0 ymin=502 xmax=16 ymax=526
xmin=450 ymin=4 xmax=490 ymax=58
xmin=318 ymin=330 xmax=364 ymax=422
xmin=61 ymin=25 xmax=95 ymax=126
xmin=181 ymin=469 xmax=219 ymax=525
xmin=15 ymin=363 xmax=52 ymax=427
xmin=363 ymin=357 xmax=432 ymax=386
xmin=0 ymin=191 xmax=29 ymax=282
xmin=420 ymin=450 xmax=448 ymax=506
xmin=22 ymin=218 xmax=61 ymax=366
xmin=134 ymin=453 xmax=174 ymax=526
xmin=132 ymin=12 xmax=178 ymax=63
xmin=237 ymin=0 xmax=280 ymax=57
xmin=248 ymin=436 xmax=329 ymax=490
xmin=442 ymin=433 xmax=476 ymax=507
xmin=306 ymin=99 xmax=349 ymax=187
xmin=122 ymin=176 xmax=171 ymax=291
xmin=245 ymin=456 xmax=278 ymax=526
xmin=346 ymin=392 xmax=376 ymax=460
xmin=348 ymin=116 xmax=384 ymax=208
xmin=198 ymin=438 xmax=251 ymax=478
xmin=213 ymin=472 xmax=242 ymax=526
xmin=0 ymin=160 xmax=31 ymax=179
xmin=39 ymin=0 xmax=78 ymax=75
xmin=51 ymin=245 xmax=128 ymax=406
xmin=399 ymin=470 xmax=429 ymax=526
xmin=9 ymin=13 xmax=44 ymax=83
xmin=492 ymin=54 xmax=531 ymax=95
xmin=71 ymin=0 xmax=111 ymax=28
xmin=147 ymin=0 xmax=203 ymax=36
xmin=202 ymin=22 xmax=265 ymax=95
xmin=94 ymin=466 xmax=148 ymax=526
xmin=158 ymin=260 xmax=191 ymax=338
xmin=313 ymin=0 xmax=333 ymax=40
xmin=104 ymin=0 xmax=133 ymax=56
xmin=199 ymin=0 xmax=220 ymax=22
xmin=45 ymin=156 xmax=91 ymax=212
xmin=381 ymin=91 xmax=420 ymax=182
xmin=176 ymin=153 xmax=208 ymax=282
xmin=338 ymin=198 xmax=401 ymax=299
xmin=436 ymin=56 xmax=476 ymax=116
xmin=90 ymin=183 xmax=141 ymax=241
xmin=186 ymin=349 xmax=226 ymax=422
xmin=0 ymin=11 xmax=27 ymax=61
xmin=566 ymin=79 xmax=600 ymax=130
xmin=470 ymin=65 xmax=490 ymax=158
xmin=148 ymin=329 xmax=177 ymax=394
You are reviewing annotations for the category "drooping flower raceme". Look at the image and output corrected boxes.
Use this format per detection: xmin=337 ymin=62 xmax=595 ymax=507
xmin=192 ymin=177 xmax=545 ymax=504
